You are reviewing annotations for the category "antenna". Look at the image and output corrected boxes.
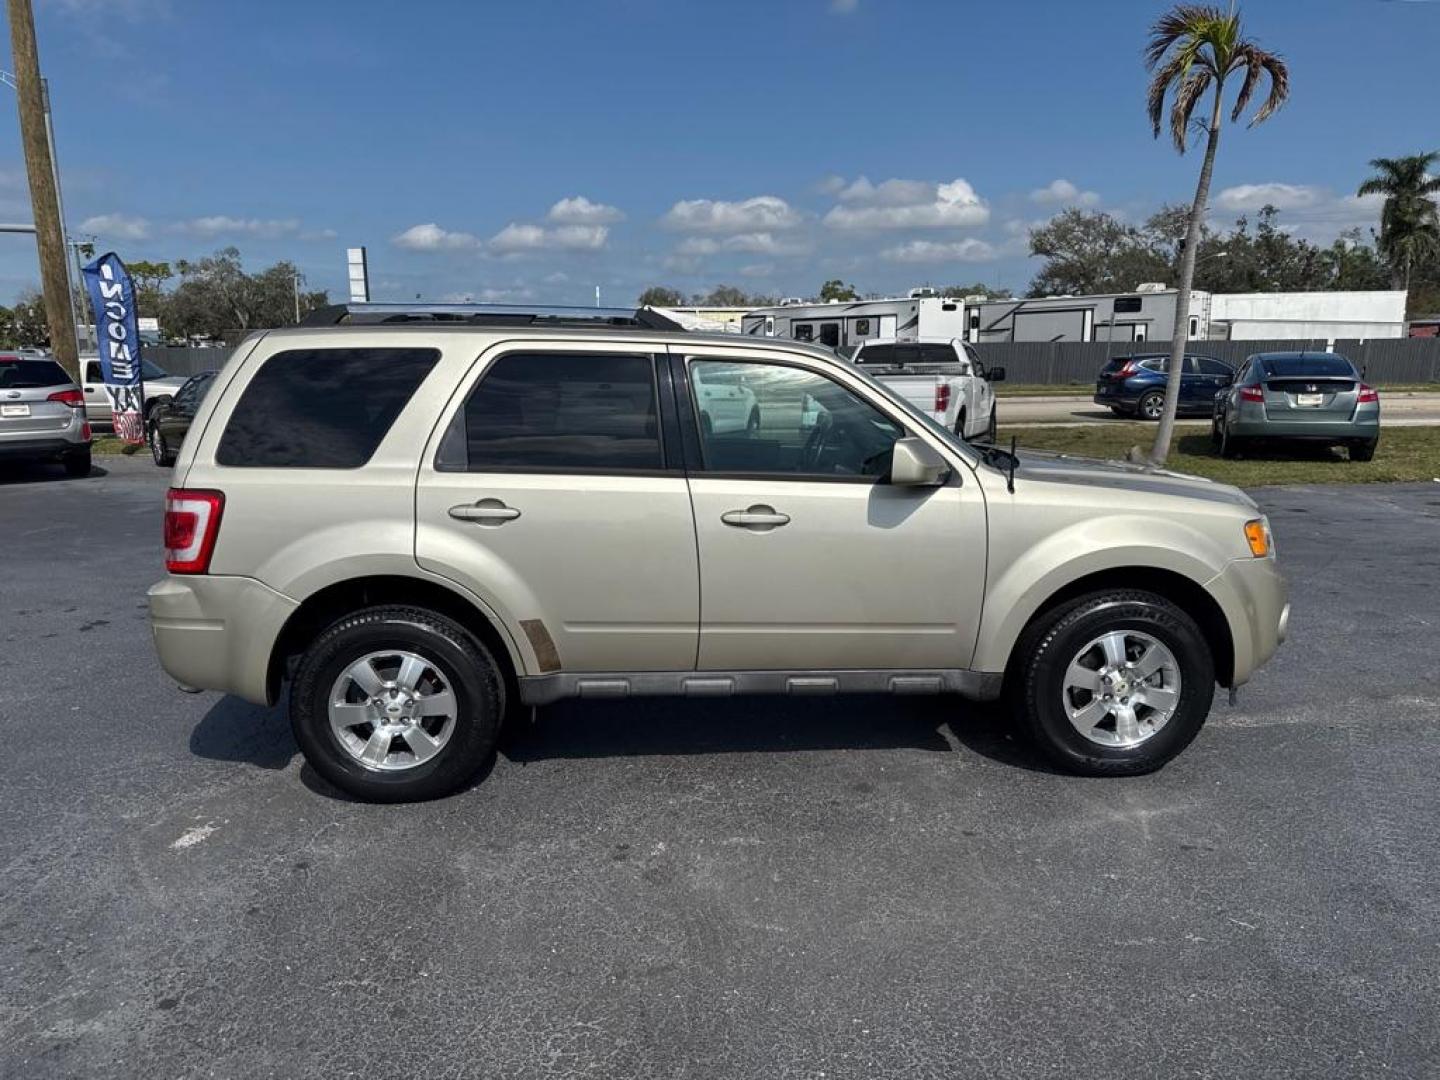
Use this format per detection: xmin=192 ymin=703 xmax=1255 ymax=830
xmin=1007 ymin=435 xmax=1018 ymax=494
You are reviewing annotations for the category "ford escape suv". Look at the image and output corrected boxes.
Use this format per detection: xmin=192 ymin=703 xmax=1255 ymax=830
xmin=149 ymin=304 xmax=1288 ymax=802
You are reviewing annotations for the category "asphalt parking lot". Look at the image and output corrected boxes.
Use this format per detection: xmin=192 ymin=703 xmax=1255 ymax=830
xmin=3 ymin=455 xmax=1438 ymax=1079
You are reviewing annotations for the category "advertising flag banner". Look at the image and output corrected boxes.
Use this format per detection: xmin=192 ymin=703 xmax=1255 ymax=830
xmin=81 ymin=252 xmax=146 ymax=444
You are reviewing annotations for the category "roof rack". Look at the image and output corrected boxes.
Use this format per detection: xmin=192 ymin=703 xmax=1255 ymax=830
xmin=298 ymin=302 xmax=686 ymax=331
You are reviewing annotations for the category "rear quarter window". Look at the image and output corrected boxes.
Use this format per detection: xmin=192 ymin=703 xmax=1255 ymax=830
xmin=216 ymin=347 xmax=439 ymax=468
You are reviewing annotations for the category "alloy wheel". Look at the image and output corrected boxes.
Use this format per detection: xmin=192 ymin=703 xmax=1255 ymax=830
xmin=328 ymin=650 xmax=458 ymax=771
xmin=1061 ymin=629 xmax=1181 ymax=748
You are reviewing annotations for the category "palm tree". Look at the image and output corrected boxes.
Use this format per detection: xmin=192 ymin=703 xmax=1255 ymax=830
xmin=1143 ymin=4 xmax=1288 ymax=466
xmin=1357 ymin=152 xmax=1440 ymax=292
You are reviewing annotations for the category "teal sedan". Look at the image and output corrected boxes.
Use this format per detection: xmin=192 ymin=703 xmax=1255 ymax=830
xmin=1212 ymin=351 xmax=1380 ymax=461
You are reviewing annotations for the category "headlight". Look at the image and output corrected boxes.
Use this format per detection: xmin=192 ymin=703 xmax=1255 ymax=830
xmin=1243 ymin=517 xmax=1274 ymax=558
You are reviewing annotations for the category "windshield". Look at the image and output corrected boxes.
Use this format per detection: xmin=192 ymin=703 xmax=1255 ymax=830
xmin=141 ymin=359 xmax=169 ymax=379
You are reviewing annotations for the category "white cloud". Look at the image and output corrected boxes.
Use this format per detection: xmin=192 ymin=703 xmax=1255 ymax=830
xmin=392 ymin=222 xmax=481 ymax=251
xmin=79 ymin=213 xmax=150 ymax=240
xmin=1030 ymin=178 xmax=1100 ymax=207
xmin=662 ymin=195 xmax=801 ymax=234
xmin=829 ymin=0 xmax=858 ymax=12
xmin=739 ymin=263 xmax=775 ymax=278
xmin=823 ymin=178 xmax=989 ymax=230
xmin=547 ymin=196 xmax=624 ymax=225
xmin=675 ymin=231 xmax=805 ymax=256
xmin=439 ymin=286 xmax=537 ymax=303
xmin=833 ymin=176 xmax=936 ymax=206
xmin=301 ymin=227 xmax=339 ymax=241
xmin=1213 ymin=183 xmax=1324 ymax=212
xmin=488 ymin=222 xmax=609 ymax=254
xmin=176 ymin=215 xmax=302 ymax=239
xmin=880 ymin=238 xmax=997 ymax=264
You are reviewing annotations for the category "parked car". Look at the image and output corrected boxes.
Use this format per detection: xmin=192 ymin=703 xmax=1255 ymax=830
xmin=80 ymin=355 xmax=188 ymax=427
xmin=146 ymin=370 xmax=217 ymax=466
xmin=0 ymin=354 xmax=92 ymax=476
xmin=1212 ymin=351 xmax=1380 ymax=461
xmin=851 ymin=337 xmax=1004 ymax=442
xmin=1095 ymin=353 xmax=1234 ymax=419
xmin=148 ymin=304 xmax=1286 ymax=802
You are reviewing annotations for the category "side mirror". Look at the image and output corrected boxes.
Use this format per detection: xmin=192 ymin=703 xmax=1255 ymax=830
xmin=889 ymin=437 xmax=950 ymax=487
xmin=986 ymin=366 xmax=1006 ymax=383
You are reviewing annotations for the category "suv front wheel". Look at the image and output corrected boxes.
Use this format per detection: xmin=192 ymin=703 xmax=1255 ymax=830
xmin=1009 ymin=590 xmax=1215 ymax=776
xmin=290 ymin=605 xmax=504 ymax=802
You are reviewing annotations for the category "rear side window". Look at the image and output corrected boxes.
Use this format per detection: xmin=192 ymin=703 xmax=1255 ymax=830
xmin=217 ymin=347 xmax=438 ymax=468
xmin=0 ymin=358 xmax=69 ymax=388
xmin=445 ymin=353 xmax=662 ymax=472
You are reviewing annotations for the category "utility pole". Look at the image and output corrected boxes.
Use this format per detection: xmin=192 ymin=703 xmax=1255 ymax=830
xmin=7 ymin=0 xmax=79 ymax=381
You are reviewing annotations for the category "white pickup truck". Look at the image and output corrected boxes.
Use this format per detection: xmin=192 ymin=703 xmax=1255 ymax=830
xmin=849 ymin=337 xmax=1004 ymax=442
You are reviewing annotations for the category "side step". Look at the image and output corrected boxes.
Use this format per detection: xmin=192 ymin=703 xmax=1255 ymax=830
xmin=518 ymin=669 xmax=1002 ymax=706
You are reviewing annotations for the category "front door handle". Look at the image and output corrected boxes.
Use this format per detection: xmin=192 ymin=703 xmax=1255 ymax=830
xmin=449 ymin=499 xmax=521 ymax=525
xmin=721 ymin=505 xmax=790 ymax=530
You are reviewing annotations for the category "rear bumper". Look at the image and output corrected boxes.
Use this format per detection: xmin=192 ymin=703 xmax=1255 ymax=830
xmin=148 ymin=574 xmax=298 ymax=705
xmin=1204 ymin=556 xmax=1288 ymax=687
xmin=1231 ymin=402 xmax=1380 ymax=440
xmin=0 ymin=434 xmax=88 ymax=460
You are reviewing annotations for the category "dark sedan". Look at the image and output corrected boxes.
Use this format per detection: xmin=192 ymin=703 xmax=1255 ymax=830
xmin=146 ymin=370 xmax=216 ymax=466
xmin=1094 ymin=353 xmax=1235 ymax=419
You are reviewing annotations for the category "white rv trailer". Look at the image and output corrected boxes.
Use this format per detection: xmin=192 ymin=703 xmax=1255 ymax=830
xmin=740 ymin=295 xmax=968 ymax=351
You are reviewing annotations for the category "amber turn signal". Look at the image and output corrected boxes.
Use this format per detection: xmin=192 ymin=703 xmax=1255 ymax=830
xmin=1244 ymin=519 xmax=1270 ymax=558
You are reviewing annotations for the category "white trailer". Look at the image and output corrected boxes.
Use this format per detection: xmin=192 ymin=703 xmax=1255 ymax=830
xmin=741 ymin=295 xmax=968 ymax=352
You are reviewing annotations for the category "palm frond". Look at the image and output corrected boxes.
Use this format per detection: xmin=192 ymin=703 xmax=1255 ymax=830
xmin=1147 ymin=51 xmax=1191 ymax=138
xmin=1145 ymin=4 xmax=1229 ymax=68
xmin=1170 ymin=69 xmax=1213 ymax=152
xmin=1247 ymin=50 xmax=1289 ymax=125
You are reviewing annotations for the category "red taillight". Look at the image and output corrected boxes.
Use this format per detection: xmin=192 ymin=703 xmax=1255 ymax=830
xmin=80 ymin=421 xmax=91 ymax=441
xmin=934 ymin=384 xmax=951 ymax=413
xmin=1112 ymin=361 xmax=1138 ymax=379
xmin=164 ymin=488 xmax=225 ymax=575
xmin=1357 ymin=384 xmax=1378 ymax=404
xmin=1239 ymin=386 xmax=1264 ymax=403
xmin=47 ymin=388 xmax=84 ymax=407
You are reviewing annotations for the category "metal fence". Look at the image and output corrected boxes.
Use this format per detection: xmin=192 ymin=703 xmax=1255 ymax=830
xmin=968 ymin=338 xmax=1440 ymax=386
xmin=144 ymin=337 xmax=1440 ymax=387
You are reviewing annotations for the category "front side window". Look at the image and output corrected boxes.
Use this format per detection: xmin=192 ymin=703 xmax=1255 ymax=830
xmin=689 ymin=359 xmax=904 ymax=479
xmin=217 ymin=347 xmax=438 ymax=468
xmin=449 ymin=352 xmax=661 ymax=472
xmin=793 ymin=324 xmax=815 ymax=342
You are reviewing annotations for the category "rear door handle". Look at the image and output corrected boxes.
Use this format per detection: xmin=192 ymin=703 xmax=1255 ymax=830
xmin=721 ymin=505 xmax=790 ymax=530
xmin=449 ymin=500 xmax=521 ymax=525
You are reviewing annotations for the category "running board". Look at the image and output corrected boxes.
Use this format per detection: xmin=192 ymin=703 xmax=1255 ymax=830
xmin=518 ymin=669 xmax=1003 ymax=706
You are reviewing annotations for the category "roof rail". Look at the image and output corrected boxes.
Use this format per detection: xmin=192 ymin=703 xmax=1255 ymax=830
xmin=298 ymin=302 xmax=685 ymax=331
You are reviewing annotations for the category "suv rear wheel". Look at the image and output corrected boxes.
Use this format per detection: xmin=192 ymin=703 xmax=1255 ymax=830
xmin=290 ymin=605 xmax=504 ymax=802
xmin=1009 ymin=590 xmax=1215 ymax=776
xmin=1138 ymin=390 xmax=1166 ymax=421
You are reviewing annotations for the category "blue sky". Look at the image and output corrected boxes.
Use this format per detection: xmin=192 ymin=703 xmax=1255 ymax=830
xmin=0 ymin=0 xmax=1436 ymax=307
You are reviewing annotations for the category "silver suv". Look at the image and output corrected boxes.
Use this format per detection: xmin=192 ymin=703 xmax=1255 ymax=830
xmin=148 ymin=304 xmax=1288 ymax=802
xmin=0 ymin=354 xmax=92 ymax=476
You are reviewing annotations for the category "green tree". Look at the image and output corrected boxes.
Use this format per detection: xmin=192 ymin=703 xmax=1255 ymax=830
xmin=3 ymin=290 xmax=51 ymax=348
xmin=818 ymin=279 xmax=860 ymax=303
xmin=126 ymin=260 xmax=173 ymax=319
xmin=694 ymin=284 xmax=751 ymax=307
xmin=1028 ymin=209 xmax=1170 ymax=296
xmin=637 ymin=285 xmax=685 ymax=307
xmin=941 ymin=282 xmax=1013 ymax=299
xmin=1357 ymin=151 xmax=1440 ymax=292
xmin=165 ymin=248 xmax=327 ymax=339
xmin=1143 ymin=2 xmax=1289 ymax=465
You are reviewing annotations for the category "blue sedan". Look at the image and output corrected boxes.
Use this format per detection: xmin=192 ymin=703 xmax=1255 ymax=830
xmin=1094 ymin=353 xmax=1235 ymax=420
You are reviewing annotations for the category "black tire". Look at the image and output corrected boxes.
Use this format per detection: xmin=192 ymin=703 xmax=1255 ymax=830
xmin=1138 ymin=390 xmax=1165 ymax=422
xmin=1219 ymin=423 xmax=1244 ymax=459
xmin=1009 ymin=590 xmax=1215 ymax=776
xmin=1350 ymin=438 xmax=1377 ymax=462
xmin=747 ymin=406 xmax=761 ymax=433
xmin=148 ymin=422 xmax=175 ymax=467
xmin=1210 ymin=413 xmax=1222 ymax=448
xmin=62 ymin=448 xmax=91 ymax=478
xmin=953 ymin=408 xmax=966 ymax=440
xmin=985 ymin=406 xmax=997 ymax=443
xmin=290 ymin=605 xmax=505 ymax=802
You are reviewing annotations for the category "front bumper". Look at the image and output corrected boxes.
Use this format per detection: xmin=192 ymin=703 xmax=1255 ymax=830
xmin=1204 ymin=556 xmax=1288 ymax=687
xmin=148 ymin=574 xmax=299 ymax=705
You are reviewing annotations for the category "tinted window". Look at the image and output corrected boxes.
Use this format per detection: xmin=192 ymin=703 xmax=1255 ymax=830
xmin=85 ymin=361 xmax=103 ymax=382
xmin=1139 ymin=358 xmax=1167 ymax=373
xmin=856 ymin=343 xmax=896 ymax=365
xmin=217 ymin=347 xmax=438 ymax=468
xmin=1197 ymin=357 xmax=1233 ymax=377
xmin=454 ymin=353 xmax=661 ymax=472
xmin=1260 ymin=355 xmax=1355 ymax=378
xmin=690 ymin=359 xmax=903 ymax=478
xmin=1113 ymin=296 xmax=1143 ymax=313
xmin=141 ymin=359 xmax=169 ymax=379
xmin=0 ymin=358 xmax=69 ymax=388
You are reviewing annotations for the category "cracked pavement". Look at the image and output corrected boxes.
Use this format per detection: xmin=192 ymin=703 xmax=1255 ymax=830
xmin=3 ymin=455 xmax=1438 ymax=1078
